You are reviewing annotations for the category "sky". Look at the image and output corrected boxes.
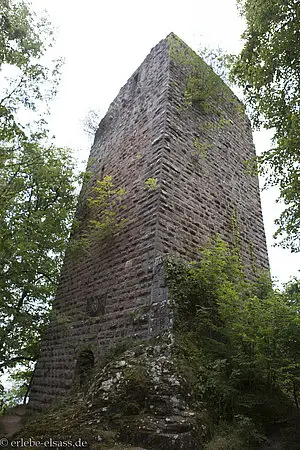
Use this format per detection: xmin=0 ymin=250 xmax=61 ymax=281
xmin=29 ymin=0 xmax=300 ymax=284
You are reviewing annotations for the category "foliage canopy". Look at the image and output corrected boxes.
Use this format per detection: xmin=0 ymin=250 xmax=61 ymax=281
xmin=165 ymin=237 xmax=300 ymax=445
xmin=0 ymin=0 xmax=78 ymax=397
xmin=231 ymin=0 xmax=300 ymax=251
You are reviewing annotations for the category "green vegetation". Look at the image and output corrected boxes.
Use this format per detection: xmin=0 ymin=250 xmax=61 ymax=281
xmin=165 ymin=236 xmax=300 ymax=447
xmin=88 ymin=175 xmax=127 ymax=239
xmin=0 ymin=0 xmax=79 ymax=406
xmin=193 ymin=138 xmax=212 ymax=160
xmin=0 ymin=368 xmax=31 ymax=413
xmin=15 ymin=237 xmax=300 ymax=447
xmin=1 ymin=6 xmax=299 ymax=442
xmin=168 ymin=35 xmax=233 ymax=113
xmin=231 ymin=0 xmax=300 ymax=251
xmin=71 ymin=175 xmax=128 ymax=256
xmin=168 ymin=34 xmax=244 ymax=165
xmin=144 ymin=177 xmax=159 ymax=191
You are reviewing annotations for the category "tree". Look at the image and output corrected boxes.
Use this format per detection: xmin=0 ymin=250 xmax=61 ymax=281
xmin=0 ymin=142 xmax=78 ymax=372
xmin=165 ymin=237 xmax=300 ymax=445
xmin=0 ymin=0 xmax=78 ymax=393
xmin=230 ymin=0 xmax=300 ymax=251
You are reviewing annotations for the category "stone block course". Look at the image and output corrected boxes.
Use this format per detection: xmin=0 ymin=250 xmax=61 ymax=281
xmin=29 ymin=33 xmax=268 ymax=411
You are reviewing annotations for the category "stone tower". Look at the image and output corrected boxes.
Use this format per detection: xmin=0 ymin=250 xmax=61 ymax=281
xmin=29 ymin=34 xmax=268 ymax=410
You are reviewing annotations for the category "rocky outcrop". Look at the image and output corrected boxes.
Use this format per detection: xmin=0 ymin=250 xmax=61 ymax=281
xmin=85 ymin=333 xmax=205 ymax=449
xmin=19 ymin=333 xmax=207 ymax=449
xmin=13 ymin=332 xmax=300 ymax=449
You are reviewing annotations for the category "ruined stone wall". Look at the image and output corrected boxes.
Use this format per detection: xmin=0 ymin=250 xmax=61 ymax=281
xmin=156 ymin=40 xmax=269 ymax=270
xmin=29 ymin=34 xmax=268 ymax=411
xmin=29 ymin=38 xmax=171 ymax=410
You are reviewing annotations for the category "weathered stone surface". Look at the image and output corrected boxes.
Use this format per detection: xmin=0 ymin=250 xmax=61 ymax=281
xmin=84 ymin=333 xmax=204 ymax=449
xmin=21 ymin=333 xmax=205 ymax=449
xmin=29 ymin=33 xmax=269 ymax=411
xmin=15 ymin=333 xmax=300 ymax=449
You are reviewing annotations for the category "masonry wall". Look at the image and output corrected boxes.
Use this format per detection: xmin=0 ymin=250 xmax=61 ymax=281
xmin=156 ymin=42 xmax=269 ymax=269
xmin=29 ymin=35 xmax=268 ymax=411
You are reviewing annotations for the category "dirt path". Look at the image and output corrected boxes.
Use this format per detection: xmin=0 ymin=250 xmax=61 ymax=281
xmin=0 ymin=405 xmax=27 ymax=438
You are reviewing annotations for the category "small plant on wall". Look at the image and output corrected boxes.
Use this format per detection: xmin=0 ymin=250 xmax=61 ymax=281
xmin=144 ymin=177 xmax=159 ymax=191
xmin=168 ymin=34 xmax=243 ymax=115
xmin=88 ymin=175 xmax=128 ymax=238
xmin=193 ymin=138 xmax=212 ymax=160
xmin=168 ymin=35 xmax=231 ymax=112
xmin=168 ymin=34 xmax=246 ymax=160
xmin=70 ymin=175 xmax=128 ymax=255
